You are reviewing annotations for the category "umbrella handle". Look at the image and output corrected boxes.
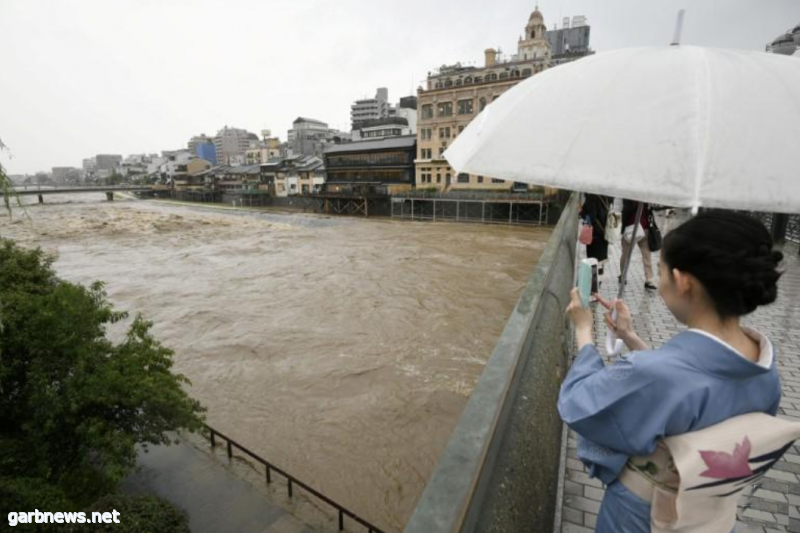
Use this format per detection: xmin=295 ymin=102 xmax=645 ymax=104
xmin=605 ymin=308 xmax=625 ymax=355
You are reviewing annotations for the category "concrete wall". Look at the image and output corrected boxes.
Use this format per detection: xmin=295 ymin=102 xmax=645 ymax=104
xmin=404 ymin=193 xmax=579 ymax=533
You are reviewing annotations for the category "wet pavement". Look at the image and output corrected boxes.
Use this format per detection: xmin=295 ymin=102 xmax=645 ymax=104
xmin=122 ymin=436 xmax=318 ymax=533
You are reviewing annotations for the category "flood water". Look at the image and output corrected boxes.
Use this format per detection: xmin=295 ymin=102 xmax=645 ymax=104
xmin=1 ymin=194 xmax=551 ymax=531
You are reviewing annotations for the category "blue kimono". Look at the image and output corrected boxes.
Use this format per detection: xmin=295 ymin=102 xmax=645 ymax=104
xmin=558 ymin=329 xmax=781 ymax=532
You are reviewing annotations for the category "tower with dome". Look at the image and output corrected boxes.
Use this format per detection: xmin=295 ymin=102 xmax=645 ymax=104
xmin=414 ymin=6 xmax=592 ymax=193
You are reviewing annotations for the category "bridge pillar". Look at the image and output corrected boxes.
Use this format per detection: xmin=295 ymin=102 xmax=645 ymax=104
xmin=106 ymin=192 xmax=114 ymax=202
xmin=38 ymin=194 xmax=44 ymax=204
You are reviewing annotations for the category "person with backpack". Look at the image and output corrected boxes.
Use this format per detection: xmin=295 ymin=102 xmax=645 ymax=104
xmin=560 ymin=210 xmax=783 ymax=532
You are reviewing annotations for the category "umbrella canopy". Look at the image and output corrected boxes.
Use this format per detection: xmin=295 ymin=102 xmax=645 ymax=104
xmin=445 ymin=46 xmax=800 ymax=214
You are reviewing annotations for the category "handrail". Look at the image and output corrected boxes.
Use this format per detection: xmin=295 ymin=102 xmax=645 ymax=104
xmin=203 ymin=424 xmax=384 ymax=533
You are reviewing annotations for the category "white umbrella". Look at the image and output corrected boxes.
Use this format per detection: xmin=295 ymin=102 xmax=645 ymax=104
xmin=445 ymin=46 xmax=800 ymax=214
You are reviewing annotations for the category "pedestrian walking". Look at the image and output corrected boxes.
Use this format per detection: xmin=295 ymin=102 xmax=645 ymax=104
xmin=621 ymin=199 xmax=657 ymax=290
xmin=580 ymin=194 xmax=613 ymax=280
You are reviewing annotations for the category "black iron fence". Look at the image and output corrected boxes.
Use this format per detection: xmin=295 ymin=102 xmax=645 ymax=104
xmin=203 ymin=424 xmax=384 ymax=533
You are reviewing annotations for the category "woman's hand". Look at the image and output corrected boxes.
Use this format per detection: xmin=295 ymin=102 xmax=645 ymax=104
xmin=566 ymin=288 xmax=594 ymax=349
xmin=596 ymin=295 xmax=633 ymax=337
xmin=595 ymin=295 xmax=650 ymax=351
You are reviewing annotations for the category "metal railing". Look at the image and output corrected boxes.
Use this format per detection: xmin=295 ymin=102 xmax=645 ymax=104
xmin=391 ymin=190 xmax=548 ymax=201
xmin=203 ymin=424 xmax=384 ymax=533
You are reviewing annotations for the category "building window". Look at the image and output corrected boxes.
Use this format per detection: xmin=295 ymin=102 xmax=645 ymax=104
xmin=421 ymin=105 xmax=434 ymax=119
xmin=436 ymin=175 xmax=441 ymax=183
xmin=474 ymin=76 xmax=483 ymax=83
xmin=439 ymin=126 xmax=451 ymax=139
xmin=477 ymin=176 xmax=484 ymax=183
xmin=438 ymin=147 xmax=445 ymax=157
xmin=465 ymin=76 xmax=473 ymax=84
xmin=458 ymin=125 xmax=465 ymax=134
xmin=446 ymin=173 xmax=451 ymax=183
xmin=437 ymin=102 xmax=453 ymax=117
xmin=499 ymin=72 xmax=509 ymax=80
xmin=522 ymin=68 xmax=532 ymax=77
xmin=421 ymin=128 xmax=433 ymax=140
xmin=479 ymin=97 xmax=487 ymax=111
xmin=444 ymin=79 xmax=453 ymax=88
xmin=492 ymin=178 xmax=505 ymax=184
xmin=457 ymin=173 xmax=470 ymax=184
xmin=457 ymin=99 xmax=474 ymax=115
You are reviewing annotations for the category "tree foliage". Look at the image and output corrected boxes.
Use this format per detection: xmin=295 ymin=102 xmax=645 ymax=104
xmin=0 ymin=239 xmax=205 ymax=490
xmin=0 ymin=137 xmax=14 ymax=216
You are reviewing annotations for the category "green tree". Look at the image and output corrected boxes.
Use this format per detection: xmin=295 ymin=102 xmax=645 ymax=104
xmin=0 ymin=240 xmax=205 ymax=496
xmin=0 ymin=137 xmax=14 ymax=215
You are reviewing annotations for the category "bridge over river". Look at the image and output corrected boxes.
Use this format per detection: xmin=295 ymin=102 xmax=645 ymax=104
xmin=13 ymin=185 xmax=157 ymax=203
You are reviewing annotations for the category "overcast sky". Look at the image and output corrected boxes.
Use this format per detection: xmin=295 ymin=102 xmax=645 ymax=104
xmin=1 ymin=0 xmax=798 ymax=174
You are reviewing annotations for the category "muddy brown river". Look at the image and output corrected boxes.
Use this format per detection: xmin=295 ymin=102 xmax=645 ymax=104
xmin=1 ymin=194 xmax=551 ymax=531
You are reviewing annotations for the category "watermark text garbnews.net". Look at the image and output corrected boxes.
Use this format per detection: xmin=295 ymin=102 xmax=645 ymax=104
xmin=8 ymin=510 xmax=120 ymax=526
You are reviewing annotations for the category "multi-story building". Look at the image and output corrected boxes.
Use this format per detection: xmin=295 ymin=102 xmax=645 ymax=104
xmin=245 ymin=133 xmax=282 ymax=165
xmin=352 ymin=117 xmax=413 ymax=141
xmin=351 ymin=90 xmax=418 ymax=135
xmin=324 ymin=135 xmax=416 ymax=195
xmin=546 ymin=16 xmax=593 ymax=67
xmin=416 ymin=8 xmax=589 ymax=192
xmin=188 ymin=134 xmax=217 ymax=165
xmin=51 ymin=167 xmax=81 ymax=184
xmin=117 ymin=154 xmax=157 ymax=177
xmin=287 ymin=117 xmax=349 ymax=158
xmin=351 ymin=88 xmax=391 ymax=130
xmin=268 ymin=155 xmax=325 ymax=196
xmin=95 ymin=154 xmax=123 ymax=172
xmin=172 ymin=159 xmax=213 ymax=191
xmin=395 ymin=96 xmax=418 ymax=134
xmin=213 ymin=126 xmax=259 ymax=166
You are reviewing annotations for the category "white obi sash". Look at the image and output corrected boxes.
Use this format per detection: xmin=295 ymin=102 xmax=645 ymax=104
xmin=619 ymin=413 xmax=800 ymax=532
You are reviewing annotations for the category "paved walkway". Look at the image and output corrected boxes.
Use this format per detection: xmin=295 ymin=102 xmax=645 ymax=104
xmin=556 ymin=222 xmax=800 ymax=533
xmin=122 ymin=435 xmax=319 ymax=533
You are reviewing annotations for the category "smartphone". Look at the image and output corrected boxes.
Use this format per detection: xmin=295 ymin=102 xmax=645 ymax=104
xmin=578 ymin=258 xmax=598 ymax=307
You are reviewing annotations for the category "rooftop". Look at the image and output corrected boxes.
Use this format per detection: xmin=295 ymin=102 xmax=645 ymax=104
xmin=324 ymin=135 xmax=416 ymax=155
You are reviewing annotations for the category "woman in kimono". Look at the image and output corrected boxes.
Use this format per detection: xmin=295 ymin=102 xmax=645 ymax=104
xmin=559 ymin=210 xmax=783 ymax=532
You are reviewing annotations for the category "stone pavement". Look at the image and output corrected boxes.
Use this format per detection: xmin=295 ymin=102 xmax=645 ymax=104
xmin=556 ymin=224 xmax=800 ymax=533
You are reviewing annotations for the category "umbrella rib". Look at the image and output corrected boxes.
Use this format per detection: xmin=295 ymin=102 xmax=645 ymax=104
xmin=692 ymin=47 xmax=712 ymax=214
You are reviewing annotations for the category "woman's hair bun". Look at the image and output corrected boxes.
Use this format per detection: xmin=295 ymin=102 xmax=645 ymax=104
xmin=662 ymin=211 xmax=784 ymax=317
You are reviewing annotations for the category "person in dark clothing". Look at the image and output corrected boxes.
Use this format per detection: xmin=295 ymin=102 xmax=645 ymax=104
xmin=580 ymin=194 xmax=613 ymax=276
xmin=621 ymin=199 xmax=656 ymax=290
